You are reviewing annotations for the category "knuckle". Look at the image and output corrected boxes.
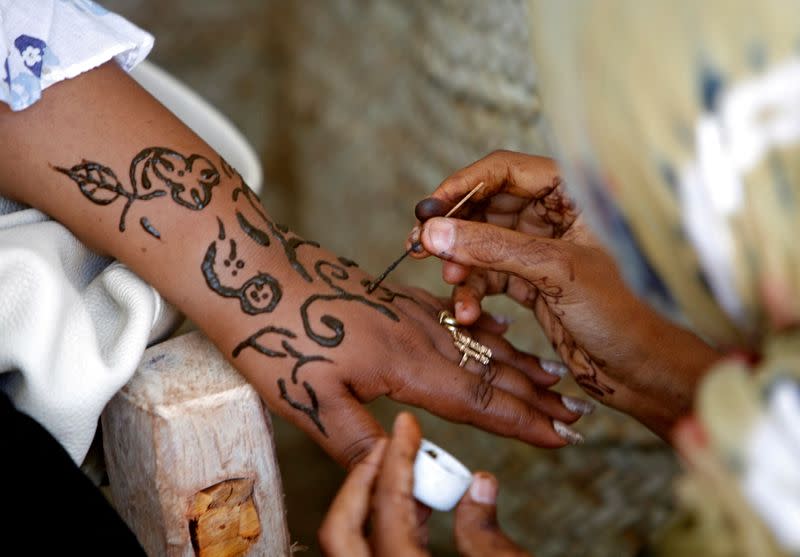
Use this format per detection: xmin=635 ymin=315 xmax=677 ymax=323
xmin=487 ymin=148 xmax=512 ymax=160
xmin=317 ymin=522 xmax=340 ymax=553
xmin=372 ymin=486 xmax=412 ymax=512
xmin=465 ymin=232 xmax=505 ymax=265
xmin=341 ymin=435 xmax=381 ymax=471
xmin=470 ymin=362 xmax=499 ymax=411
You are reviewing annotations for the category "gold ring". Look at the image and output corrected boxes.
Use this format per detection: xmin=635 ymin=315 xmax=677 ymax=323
xmin=438 ymin=310 xmax=492 ymax=367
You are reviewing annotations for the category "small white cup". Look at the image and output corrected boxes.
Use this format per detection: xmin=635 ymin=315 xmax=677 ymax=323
xmin=412 ymin=439 xmax=473 ymax=511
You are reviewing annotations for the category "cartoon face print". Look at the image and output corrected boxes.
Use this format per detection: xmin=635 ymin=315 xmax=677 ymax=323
xmin=201 ymin=219 xmax=282 ymax=315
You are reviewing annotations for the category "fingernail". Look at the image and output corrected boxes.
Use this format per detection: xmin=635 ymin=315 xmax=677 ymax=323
xmin=493 ymin=315 xmax=514 ymax=326
xmin=426 ymin=218 xmax=454 ymax=254
xmin=540 ymin=359 xmax=568 ymax=378
xmin=561 ymin=395 xmax=595 ymax=416
xmin=553 ymin=420 xmax=584 ymax=445
xmin=408 ymin=226 xmax=421 ymax=245
xmin=454 ymin=300 xmax=465 ymax=316
xmin=469 ymin=473 xmax=497 ymax=504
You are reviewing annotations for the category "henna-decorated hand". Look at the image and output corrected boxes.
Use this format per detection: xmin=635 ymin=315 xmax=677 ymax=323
xmin=190 ymin=170 xmax=592 ymax=469
xmin=411 ymin=151 xmax=722 ymax=437
xmin=319 ymin=413 xmax=532 ymax=557
xmin=1 ymin=63 xmax=589 ymax=473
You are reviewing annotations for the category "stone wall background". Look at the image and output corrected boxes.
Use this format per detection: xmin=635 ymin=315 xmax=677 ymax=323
xmin=102 ymin=1 xmax=678 ymax=556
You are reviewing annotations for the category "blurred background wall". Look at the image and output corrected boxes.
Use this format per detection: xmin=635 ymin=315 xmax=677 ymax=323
xmin=103 ymin=1 xmax=679 ymax=556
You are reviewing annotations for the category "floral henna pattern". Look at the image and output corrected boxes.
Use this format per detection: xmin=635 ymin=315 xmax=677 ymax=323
xmin=54 ymin=147 xmax=220 ymax=239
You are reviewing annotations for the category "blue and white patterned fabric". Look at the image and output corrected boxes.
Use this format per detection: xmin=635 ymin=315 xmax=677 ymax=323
xmin=0 ymin=1 xmax=180 ymax=466
xmin=0 ymin=0 xmax=153 ymax=111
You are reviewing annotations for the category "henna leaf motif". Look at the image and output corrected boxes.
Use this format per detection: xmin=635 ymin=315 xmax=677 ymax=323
xmin=55 ymin=162 xmax=126 ymax=205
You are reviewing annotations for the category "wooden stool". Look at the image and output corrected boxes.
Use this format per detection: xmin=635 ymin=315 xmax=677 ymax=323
xmin=102 ymin=330 xmax=290 ymax=556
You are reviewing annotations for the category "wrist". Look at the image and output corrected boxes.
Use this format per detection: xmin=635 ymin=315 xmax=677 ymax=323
xmin=625 ymin=317 xmax=723 ymax=438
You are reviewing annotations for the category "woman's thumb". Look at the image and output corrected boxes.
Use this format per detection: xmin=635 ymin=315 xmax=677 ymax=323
xmin=421 ymin=217 xmax=571 ymax=284
xmin=454 ymin=472 xmax=530 ymax=557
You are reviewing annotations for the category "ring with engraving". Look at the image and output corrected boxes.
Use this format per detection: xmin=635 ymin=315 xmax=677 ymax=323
xmin=438 ymin=310 xmax=493 ymax=367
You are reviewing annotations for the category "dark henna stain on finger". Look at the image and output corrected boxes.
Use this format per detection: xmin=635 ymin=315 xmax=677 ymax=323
xmin=415 ymin=197 xmax=449 ymax=221
xmin=531 ymin=177 xmax=579 ymax=238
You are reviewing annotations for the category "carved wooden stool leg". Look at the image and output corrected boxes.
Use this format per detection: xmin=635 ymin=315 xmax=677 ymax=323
xmin=101 ymin=330 xmax=291 ymax=556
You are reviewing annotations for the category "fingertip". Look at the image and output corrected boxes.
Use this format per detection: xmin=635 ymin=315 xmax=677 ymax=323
xmin=415 ymin=197 xmax=450 ymax=222
xmin=467 ymin=471 xmax=499 ymax=505
xmin=407 ymin=227 xmax=430 ymax=259
xmin=392 ymin=411 xmax=421 ymax=437
xmin=454 ymin=299 xmax=481 ymax=325
xmin=442 ymin=261 xmax=470 ymax=284
xmin=366 ymin=437 xmax=389 ymax=462
xmin=421 ymin=217 xmax=455 ymax=258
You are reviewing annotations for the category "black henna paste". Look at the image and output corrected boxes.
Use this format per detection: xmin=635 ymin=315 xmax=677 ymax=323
xmin=139 ymin=217 xmax=161 ymax=239
xmin=54 ymin=147 xmax=222 ymax=237
xmin=267 ymin=221 xmax=320 ymax=282
xmin=337 ymin=257 xmax=359 ymax=268
xmin=232 ymin=325 xmax=331 ymax=436
xmin=279 ymin=379 xmax=327 ymax=437
xmin=202 ymin=237 xmax=282 ymax=315
xmin=54 ymin=161 xmax=166 ymax=232
xmin=301 ymin=260 xmax=399 ymax=347
xmin=236 ymin=211 xmax=271 ymax=247
xmin=130 ymin=147 xmax=219 ymax=211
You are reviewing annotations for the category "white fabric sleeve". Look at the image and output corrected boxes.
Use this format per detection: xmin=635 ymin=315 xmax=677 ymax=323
xmin=0 ymin=0 xmax=154 ymax=111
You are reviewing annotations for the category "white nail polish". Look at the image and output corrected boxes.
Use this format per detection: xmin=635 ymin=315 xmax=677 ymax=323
xmin=562 ymin=395 xmax=595 ymax=416
xmin=553 ymin=420 xmax=584 ymax=445
xmin=493 ymin=315 xmax=514 ymax=326
xmin=540 ymin=359 xmax=568 ymax=378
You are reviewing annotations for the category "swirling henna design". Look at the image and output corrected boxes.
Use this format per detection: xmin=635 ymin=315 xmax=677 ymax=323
xmin=130 ymin=147 xmax=219 ymax=210
xmin=232 ymin=325 xmax=331 ymax=436
xmin=232 ymin=181 xmax=269 ymax=223
xmin=267 ymin=221 xmax=320 ymax=282
xmin=236 ymin=211 xmax=271 ymax=247
xmin=279 ymin=379 xmax=327 ymax=436
xmin=301 ymin=260 xmax=400 ymax=347
xmin=54 ymin=161 xmax=166 ymax=233
xmin=54 ymin=147 xmax=222 ymax=237
xmin=232 ymin=180 xmax=321 ymax=281
xmin=202 ymin=220 xmax=282 ymax=315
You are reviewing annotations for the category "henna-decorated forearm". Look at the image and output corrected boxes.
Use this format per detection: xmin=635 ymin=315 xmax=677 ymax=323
xmin=204 ymin=168 xmax=417 ymax=434
xmin=53 ymin=147 xmax=422 ymax=436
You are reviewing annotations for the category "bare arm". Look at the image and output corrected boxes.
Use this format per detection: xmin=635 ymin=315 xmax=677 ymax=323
xmin=0 ymin=64 xmax=588 ymax=467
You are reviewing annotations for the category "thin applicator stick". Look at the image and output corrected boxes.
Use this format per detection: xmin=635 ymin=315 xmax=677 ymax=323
xmin=366 ymin=181 xmax=485 ymax=293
